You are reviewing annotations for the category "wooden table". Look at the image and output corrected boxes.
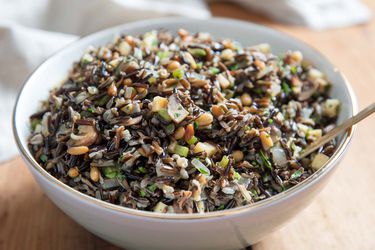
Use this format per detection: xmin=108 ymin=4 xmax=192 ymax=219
xmin=1 ymin=2 xmax=375 ymax=250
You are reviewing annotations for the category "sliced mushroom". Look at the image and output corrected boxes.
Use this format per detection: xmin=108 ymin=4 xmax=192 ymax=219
xmin=68 ymin=125 xmax=98 ymax=147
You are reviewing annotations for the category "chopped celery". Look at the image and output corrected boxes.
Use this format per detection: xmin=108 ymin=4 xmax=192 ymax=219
xmin=187 ymin=136 xmax=198 ymax=145
xmin=158 ymin=109 xmax=172 ymax=122
xmin=174 ymin=145 xmax=189 ymax=157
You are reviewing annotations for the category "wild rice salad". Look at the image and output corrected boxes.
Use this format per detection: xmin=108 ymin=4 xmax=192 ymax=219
xmin=28 ymin=29 xmax=340 ymax=214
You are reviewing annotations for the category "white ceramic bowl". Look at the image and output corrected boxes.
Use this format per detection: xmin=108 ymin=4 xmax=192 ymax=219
xmin=13 ymin=17 xmax=357 ymax=250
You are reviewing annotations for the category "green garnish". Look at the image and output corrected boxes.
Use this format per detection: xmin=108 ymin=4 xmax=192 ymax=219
xmin=157 ymin=51 xmax=172 ymax=60
xmin=40 ymin=154 xmax=48 ymax=163
xmin=193 ymin=121 xmax=199 ymax=130
xmin=94 ymin=95 xmax=110 ymax=106
xmin=233 ymin=171 xmax=241 ymax=180
xmin=260 ymin=150 xmax=272 ymax=171
xmin=268 ymin=118 xmax=273 ymax=124
xmin=103 ymin=166 xmax=119 ymax=179
xmin=290 ymin=66 xmax=297 ymax=74
xmin=282 ymin=81 xmax=290 ymax=95
xmin=172 ymin=68 xmax=184 ymax=79
xmin=87 ymin=107 xmax=95 ymax=113
xmin=219 ymin=155 xmax=229 ymax=168
xmin=174 ymin=145 xmax=189 ymax=157
xmin=31 ymin=118 xmax=41 ymax=130
xmin=140 ymin=190 xmax=146 ymax=197
xmin=229 ymin=64 xmax=238 ymax=71
xmin=136 ymin=166 xmax=147 ymax=174
xmin=198 ymin=167 xmax=209 ymax=175
xmin=209 ymin=67 xmax=220 ymax=75
xmin=158 ymin=109 xmax=172 ymax=122
xmin=187 ymin=136 xmax=198 ymax=145
xmin=188 ymin=48 xmax=206 ymax=58
xmin=290 ymin=169 xmax=303 ymax=179
xmin=148 ymin=183 xmax=158 ymax=192
xmin=166 ymin=123 xmax=175 ymax=135
xmin=218 ymin=204 xmax=225 ymax=210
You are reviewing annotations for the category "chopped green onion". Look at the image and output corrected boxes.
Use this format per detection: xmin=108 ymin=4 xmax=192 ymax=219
xmin=139 ymin=189 xmax=146 ymax=197
xmin=268 ymin=118 xmax=273 ymax=124
xmin=218 ymin=204 xmax=225 ymax=210
xmin=174 ymin=145 xmax=189 ymax=157
xmin=148 ymin=183 xmax=158 ymax=192
xmin=158 ymin=109 xmax=172 ymax=122
xmin=187 ymin=136 xmax=198 ymax=145
xmin=233 ymin=171 xmax=241 ymax=180
xmin=191 ymin=158 xmax=210 ymax=176
xmin=103 ymin=166 xmax=119 ymax=179
xmin=290 ymin=169 xmax=303 ymax=179
xmin=172 ymin=68 xmax=184 ymax=79
xmin=40 ymin=154 xmax=48 ymax=163
xmin=188 ymin=48 xmax=206 ymax=58
xmin=260 ymin=150 xmax=273 ymax=171
xmin=156 ymin=51 xmax=172 ymax=60
xmin=209 ymin=67 xmax=220 ymax=75
xmin=219 ymin=155 xmax=229 ymax=168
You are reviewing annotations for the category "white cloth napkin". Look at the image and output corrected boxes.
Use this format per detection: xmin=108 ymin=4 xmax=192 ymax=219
xmin=0 ymin=0 xmax=371 ymax=162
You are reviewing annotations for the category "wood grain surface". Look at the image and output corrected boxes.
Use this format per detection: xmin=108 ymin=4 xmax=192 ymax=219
xmin=1 ymin=1 xmax=375 ymax=249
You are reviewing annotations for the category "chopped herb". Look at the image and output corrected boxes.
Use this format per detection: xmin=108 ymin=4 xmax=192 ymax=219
xmin=40 ymin=154 xmax=48 ymax=163
xmin=139 ymin=189 xmax=146 ymax=197
xmin=229 ymin=64 xmax=238 ymax=71
xmin=87 ymin=107 xmax=95 ymax=113
xmin=268 ymin=118 xmax=273 ymax=124
xmin=260 ymin=150 xmax=272 ymax=171
xmin=94 ymin=95 xmax=110 ymax=106
xmin=282 ymin=81 xmax=290 ymax=95
xmin=148 ymin=184 xmax=158 ymax=192
xmin=103 ymin=166 xmax=119 ymax=179
xmin=31 ymin=118 xmax=41 ymax=130
xmin=167 ymin=123 xmax=176 ymax=134
xmin=137 ymin=166 xmax=147 ymax=174
xmin=217 ymin=204 xmax=225 ymax=210
xmin=290 ymin=66 xmax=297 ymax=74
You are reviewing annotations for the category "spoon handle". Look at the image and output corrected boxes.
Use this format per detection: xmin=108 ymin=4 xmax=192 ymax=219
xmin=299 ymin=102 xmax=375 ymax=159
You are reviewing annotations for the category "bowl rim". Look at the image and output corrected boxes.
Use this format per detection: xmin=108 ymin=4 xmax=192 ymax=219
xmin=13 ymin=17 xmax=358 ymax=220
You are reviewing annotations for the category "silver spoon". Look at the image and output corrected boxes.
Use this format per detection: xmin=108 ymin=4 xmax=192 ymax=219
xmin=299 ymin=102 xmax=375 ymax=159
